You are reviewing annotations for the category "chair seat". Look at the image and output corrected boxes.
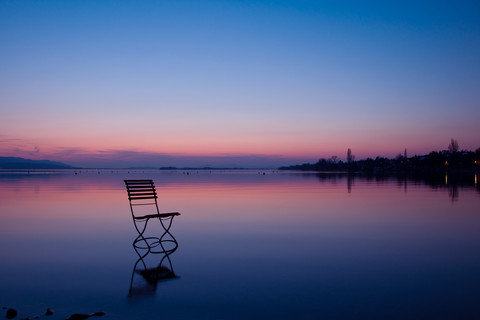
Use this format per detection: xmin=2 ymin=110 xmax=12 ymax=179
xmin=134 ymin=212 xmax=181 ymax=220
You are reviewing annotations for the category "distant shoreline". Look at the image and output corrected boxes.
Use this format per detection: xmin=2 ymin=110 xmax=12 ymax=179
xmin=279 ymin=149 xmax=480 ymax=174
xmin=0 ymin=168 xmax=280 ymax=174
xmin=1 ymin=167 xmax=478 ymax=175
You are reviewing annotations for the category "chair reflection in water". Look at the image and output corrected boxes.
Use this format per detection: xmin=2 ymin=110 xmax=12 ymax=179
xmin=128 ymin=247 xmax=179 ymax=297
xmin=124 ymin=179 xmax=180 ymax=297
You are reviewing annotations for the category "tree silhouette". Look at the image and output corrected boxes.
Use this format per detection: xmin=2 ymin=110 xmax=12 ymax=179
xmin=279 ymin=142 xmax=480 ymax=172
xmin=448 ymin=139 xmax=459 ymax=154
xmin=347 ymin=148 xmax=355 ymax=163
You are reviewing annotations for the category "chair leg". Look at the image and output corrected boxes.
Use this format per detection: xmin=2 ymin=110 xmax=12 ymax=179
xmin=132 ymin=219 xmax=148 ymax=250
xmin=133 ymin=216 xmax=178 ymax=254
xmin=159 ymin=249 xmax=176 ymax=274
xmin=132 ymin=218 xmax=163 ymax=252
xmin=148 ymin=216 xmax=179 ymax=254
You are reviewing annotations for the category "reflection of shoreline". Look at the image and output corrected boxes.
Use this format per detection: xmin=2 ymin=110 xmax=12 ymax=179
xmin=313 ymin=171 xmax=478 ymax=188
xmin=324 ymin=172 xmax=478 ymax=201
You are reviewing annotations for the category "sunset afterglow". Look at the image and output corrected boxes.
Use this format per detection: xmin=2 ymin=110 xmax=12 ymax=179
xmin=1 ymin=1 xmax=479 ymax=168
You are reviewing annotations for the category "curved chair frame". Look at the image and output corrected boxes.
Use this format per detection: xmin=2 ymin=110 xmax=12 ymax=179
xmin=124 ymin=180 xmax=180 ymax=254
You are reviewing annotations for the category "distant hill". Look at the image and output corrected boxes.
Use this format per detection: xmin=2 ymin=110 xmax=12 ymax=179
xmin=0 ymin=157 xmax=76 ymax=169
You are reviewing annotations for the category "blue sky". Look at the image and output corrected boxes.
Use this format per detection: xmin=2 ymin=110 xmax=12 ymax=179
xmin=1 ymin=0 xmax=479 ymax=168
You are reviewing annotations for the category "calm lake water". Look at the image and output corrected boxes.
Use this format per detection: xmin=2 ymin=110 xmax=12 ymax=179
xmin=1 ymin=170 xmax=479 ymax=320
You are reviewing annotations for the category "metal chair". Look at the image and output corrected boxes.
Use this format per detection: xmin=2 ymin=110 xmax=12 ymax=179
xmin=124 ymin=180 xmax=180 ymax=254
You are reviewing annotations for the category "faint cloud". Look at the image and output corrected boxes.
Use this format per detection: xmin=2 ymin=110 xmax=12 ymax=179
xmin=0 ymin=137 xmax=26 ymax=145
xmin=0 ymin=136 xmax=40 ymax=158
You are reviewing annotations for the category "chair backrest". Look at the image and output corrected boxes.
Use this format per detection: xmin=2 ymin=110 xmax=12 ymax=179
xmin=124 ymin=180 xmax=158 ymax=202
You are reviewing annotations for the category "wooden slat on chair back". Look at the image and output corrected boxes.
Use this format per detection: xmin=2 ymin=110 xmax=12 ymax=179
xmin=124 ymin=180 xmax=158 ymax=200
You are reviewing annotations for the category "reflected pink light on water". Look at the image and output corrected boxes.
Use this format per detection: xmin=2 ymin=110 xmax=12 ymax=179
xmin=0 ymin=173 xmax=478 ymax=241
xmin=0 ymin=172 xmax=480 ymax=320
xmin=1 ymin=174 xmax=477 ymax=223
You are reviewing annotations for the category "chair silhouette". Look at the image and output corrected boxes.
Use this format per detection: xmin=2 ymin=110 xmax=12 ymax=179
xmin=124 ymin=180 xmax=180 ymax=253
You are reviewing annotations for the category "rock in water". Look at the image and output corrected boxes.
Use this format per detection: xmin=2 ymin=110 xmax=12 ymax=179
xmin=6 ymin=308 xmax=18 ymax=319
xmin=90 ymin=312 xmax=106 ymax=317
xmin=45 ymin=308 xmax=54 ymax=316
xmin=65 ymin=314 xmax=90 ymax=320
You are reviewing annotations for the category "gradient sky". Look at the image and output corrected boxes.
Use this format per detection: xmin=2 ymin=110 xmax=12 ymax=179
xmin=1 ymin=0 xmax=479 ymax=168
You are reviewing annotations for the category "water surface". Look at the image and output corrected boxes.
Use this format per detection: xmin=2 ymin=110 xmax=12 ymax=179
xmin=1 ymin=170 xmax=479 ymax=319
